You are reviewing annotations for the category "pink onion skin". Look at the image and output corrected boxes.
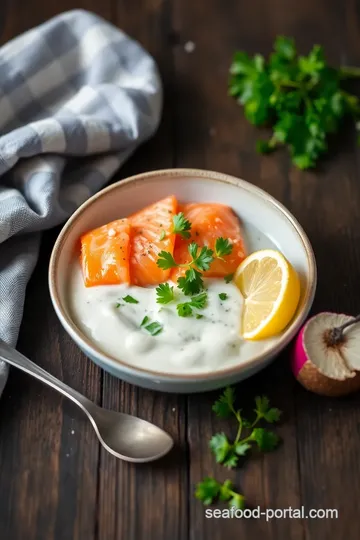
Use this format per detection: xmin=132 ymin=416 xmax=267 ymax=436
xmin=292 ymin=324 xmax=307 ymax=378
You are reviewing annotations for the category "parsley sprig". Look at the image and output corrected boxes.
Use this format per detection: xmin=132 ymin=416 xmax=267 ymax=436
xmin=229 ymin=36 xmax=360 ymax=169
xmin=177 ymin=292 xmax=208 ymax=317
xmin=195 ymin=388 xmax=282 ymax=509
xmin=157 ymin=236 xmax=233 ymax=299
xmin=210 ymin=389 xmax=281 ymax=468
xmin=195 ymin=478 xmax=245 ymax=509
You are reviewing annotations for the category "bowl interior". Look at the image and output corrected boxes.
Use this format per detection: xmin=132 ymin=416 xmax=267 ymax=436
xmin=50 ymin=169 xmax=316 ymax=380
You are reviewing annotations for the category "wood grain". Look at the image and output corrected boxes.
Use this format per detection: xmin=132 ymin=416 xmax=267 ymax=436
xmin=0 ymin=3 xmax=111 ymax=540
xmin=96 ymin=2 xmax=188 ymax=540
xmin=1 ymin=0 xmax=360 ymax=538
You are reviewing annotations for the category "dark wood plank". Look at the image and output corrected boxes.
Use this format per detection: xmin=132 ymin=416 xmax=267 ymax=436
xmin=96 ymin=2 xmax=188 ymax=540
xmin=0 ymin=2 xmax=113 ymax=540
xmin=172 ymin=0 xmax=302 ymax=538
xmin=287 ymin=1 xmax=360 ymax=538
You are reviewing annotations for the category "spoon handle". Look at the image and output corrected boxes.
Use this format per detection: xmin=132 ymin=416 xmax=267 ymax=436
xmin=0 ymin=339 xmax=95 ymax=414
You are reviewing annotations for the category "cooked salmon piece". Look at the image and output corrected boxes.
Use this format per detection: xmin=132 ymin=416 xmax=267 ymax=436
xmin=170 ymin=202 xmax=247 ymax=281
xmin=80 ymin=218 xmax=131 ymax=287
xmin=129 ymin=195 xmax=177 ymax=286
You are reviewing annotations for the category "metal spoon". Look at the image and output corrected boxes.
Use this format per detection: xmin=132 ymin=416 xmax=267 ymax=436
xmin=0 ymin=339 xmax=173 ymax=463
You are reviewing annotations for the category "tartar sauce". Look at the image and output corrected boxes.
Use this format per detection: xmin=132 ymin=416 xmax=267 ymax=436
xmin=69 ymin=264 xmax=272 ymax=374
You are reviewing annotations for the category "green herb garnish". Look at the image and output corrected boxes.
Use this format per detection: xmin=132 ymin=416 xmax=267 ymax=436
xmin=224 ymin=273 xmax=234 ymax=283
xmin=159 ymin=229 xmax=166 ymax=241
xmin=195 ymin=388 xmax=282 ymax=511
xmin=195 ymin=478 xmax=245 ymax=509
xmin=229 ymin=36 xmax=360 ymax=169
xmin=177 ymin=292 xmax=208 ymax=317
xmin=219 ymin=293 xmax=228 ymax=301
xmin=214 ymin=237 xmax=233 ymax=259
xmin=140 ymin=315 xmax=150 ymax=327
xmin=123 ymin=295 xmax=139 ymax=304
xmin=144 ymin=321 xmax=163 ymax=336
xmin=157 ymin=242 xmax=214 ymax=296
xmin=172 ymin=212 xmax=191 ymax=239
xmin=140 ymin=316 xmax=163 ymax=336
xmin=209 ymin=388 xmax=281 ymax=469
xmin=157 ymin=251 xmax=178 ymax=270
xmin=177 ymin=268 xmax=204 ymax=296
xmin=156 ymin=283 xmax=174 ymax=304
xmin=115 ymin=303 xmax=121 ymax=308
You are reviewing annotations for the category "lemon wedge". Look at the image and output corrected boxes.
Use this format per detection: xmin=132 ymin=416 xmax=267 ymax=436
xmin=234 ymin=249 xmax=301 ymax=340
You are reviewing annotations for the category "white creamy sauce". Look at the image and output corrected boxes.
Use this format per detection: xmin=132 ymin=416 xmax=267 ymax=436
xmin=69 ymin=264 xmax=273 ymax=374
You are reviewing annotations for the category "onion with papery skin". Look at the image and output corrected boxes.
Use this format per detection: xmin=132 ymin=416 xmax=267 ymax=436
xmin=291 ymin=312 xmax=360 ymax=397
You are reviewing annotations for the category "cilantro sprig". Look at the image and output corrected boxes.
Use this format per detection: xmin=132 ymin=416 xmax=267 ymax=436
xmin=210 ymin=388 xmax=281 ymax=468
xmin=195 ymin=388 xmax=282 ymax=510
xmin=195 ymin=478 xmax=245 ymax=509
xmin=229 ymin=36 xmax=360 ymax=169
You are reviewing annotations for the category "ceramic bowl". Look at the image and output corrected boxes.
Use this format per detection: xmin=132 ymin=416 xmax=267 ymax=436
xmin=49 ymin=169 xmax=317 ymax=393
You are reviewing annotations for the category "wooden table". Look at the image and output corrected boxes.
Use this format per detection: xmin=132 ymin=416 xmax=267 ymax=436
xmin=1 ymin=0 xmax=360 ymax=538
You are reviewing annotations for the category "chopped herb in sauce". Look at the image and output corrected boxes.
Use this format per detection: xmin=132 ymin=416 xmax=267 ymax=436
xmin=123 ymin=295 xmax=139 ymax=304
xmin=140 ymin=316 xmax=163 ymax=336
xmin=224 ymin=273 xmax=234 ymax=283
xmin=219 ymin=293 xmax=228 ymax=301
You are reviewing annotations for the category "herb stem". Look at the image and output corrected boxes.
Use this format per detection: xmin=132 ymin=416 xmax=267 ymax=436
xmin=234 ymin=414 xmax=243 ymax=445
xmin=339 ymin=65 xmax=360 ymax=79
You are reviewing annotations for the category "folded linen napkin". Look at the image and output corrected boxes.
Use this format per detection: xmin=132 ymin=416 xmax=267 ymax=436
xmin=0 ymin=9 xmax=162 ymax=394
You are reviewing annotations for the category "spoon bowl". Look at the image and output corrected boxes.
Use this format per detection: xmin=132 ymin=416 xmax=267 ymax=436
xmin=91 ymin=406 xmax=173 ymax=462
xmin=0 ymin=338 xmax=174 ymax=463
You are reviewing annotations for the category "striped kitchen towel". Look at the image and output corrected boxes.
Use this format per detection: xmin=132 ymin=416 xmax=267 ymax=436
xmin=0 ymin=9 xmax=162 ymax=393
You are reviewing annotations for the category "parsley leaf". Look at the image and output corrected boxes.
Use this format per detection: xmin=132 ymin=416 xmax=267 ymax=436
xmin=212 ymin=387 xmax=236 ymax=418
xmin=177 ymin=268 xmax=204 ymax=296
xmin=254 ymin=395 xmax=282 ymax=424
xmin=156 ymin=283 xmax=174 ymax=304
xmin=195 ymin=478 xmax=245 ymax=509
xmin=177 ymin=303 xmax=193 ymax=317
xmin=249 ymin=428 xmax=280 ymax=452
xmin=191 ymin=245 xmax=214 ymax=271
xmin=215 ymin=237 xmax=233 ymax=258
xmin=177 ymin=292 xmax=208 ymax=317
xmin=209 ymin=432 xmax=232 ymax=463
xmin=157 ymin=251 xmax=178 ymax=270
xmin=195 ymin=477 xmax=221 ymax=505
xmin=219 ymin=292 xmax=228 ymax=301
xmin=173 ymin=212 xmax=191 ymax=239
xmin=123 ymin=295 xmax=139 ymax=304
xmin=235 ymin=442 xmax=252 ymax=456
xmin=229 ymin=493 xmax=246 ymax=510
xmin=224 ymin=273 xmax=234 ymax=283
xmin=188 ymin=291 xmax=208 ymax=309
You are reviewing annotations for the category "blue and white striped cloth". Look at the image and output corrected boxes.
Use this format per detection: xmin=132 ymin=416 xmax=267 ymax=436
xmin=0 ymin=9 xmax=162 ymax=394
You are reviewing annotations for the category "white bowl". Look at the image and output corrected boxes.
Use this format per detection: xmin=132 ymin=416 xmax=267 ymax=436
xmin=49 ymin=169 xmax=316 ymax=393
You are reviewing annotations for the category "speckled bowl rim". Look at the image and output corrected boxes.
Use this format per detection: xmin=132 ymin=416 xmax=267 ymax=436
xmin=49 ymin=168 xmax=317 ymax=382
